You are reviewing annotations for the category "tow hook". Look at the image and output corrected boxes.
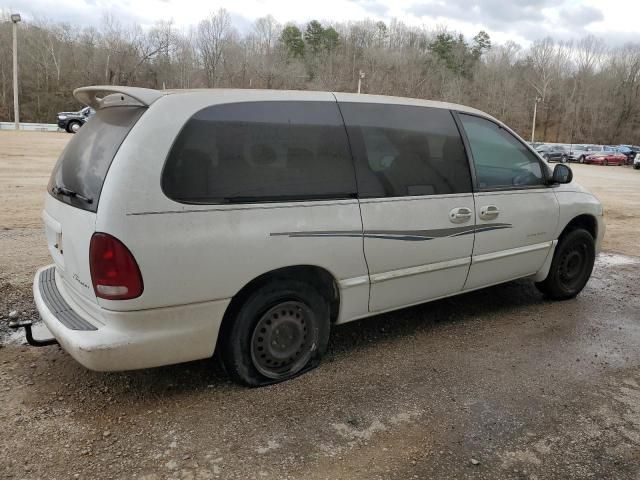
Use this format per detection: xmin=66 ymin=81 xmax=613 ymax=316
xmin=8 ymin=320 xmax=58 ymax=347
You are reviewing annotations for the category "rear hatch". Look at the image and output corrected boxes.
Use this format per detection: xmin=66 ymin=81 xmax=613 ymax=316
xmin=44 ymin=106 xmax=144 ymax=303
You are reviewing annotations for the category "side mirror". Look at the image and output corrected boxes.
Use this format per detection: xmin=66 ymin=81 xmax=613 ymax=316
xmin=552 ymin=163 xmax=573 ymax=184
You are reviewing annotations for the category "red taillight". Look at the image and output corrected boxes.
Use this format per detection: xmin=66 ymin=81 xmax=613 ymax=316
xmin=89 ymin=233 xmax=143 ymax=300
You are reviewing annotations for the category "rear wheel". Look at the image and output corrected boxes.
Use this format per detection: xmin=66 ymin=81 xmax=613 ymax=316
xmin=535 ymin=228 xmax=595 ymax=300
xmin=603 ymin=159 xmax=608 ymax=166
xmin=579 ymin=156 xmax=585 ymax=164
xmin=561 ymin=154 xmax=568 ymax=163
xmin=220 ymin=279 xmax=330 ymax=386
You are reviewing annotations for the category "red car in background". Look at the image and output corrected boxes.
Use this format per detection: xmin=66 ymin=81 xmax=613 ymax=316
xmin=583 ymin=151 xmax=627 ymax=166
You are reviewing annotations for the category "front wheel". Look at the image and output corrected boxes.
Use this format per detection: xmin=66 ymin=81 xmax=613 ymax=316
xmin=535 ymin=228 xmax=595 ymax=300
xmin=220 ymin=279 xmax=330 ymax=386
xmin=67 ymin=121 xmax=81 ymax=133
xmin=561 ymin=155 xmax=568 ymax=163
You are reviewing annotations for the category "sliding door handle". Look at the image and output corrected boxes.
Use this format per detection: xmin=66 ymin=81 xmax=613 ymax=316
xmin=449 ymin=207 xmax=472 ymax=224
xmin=479 ymin=205 xmax=500 ymax=220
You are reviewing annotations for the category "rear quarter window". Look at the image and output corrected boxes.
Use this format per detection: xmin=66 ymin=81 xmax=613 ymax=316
xmin=48 ymin=107 xmax=144 ymax=212
xmin=161 ymin=101 xmax=357 ymax=204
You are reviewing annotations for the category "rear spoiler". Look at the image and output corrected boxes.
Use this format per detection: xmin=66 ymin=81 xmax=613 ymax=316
xmin=73 ymin=86 xmax=165 ymax=110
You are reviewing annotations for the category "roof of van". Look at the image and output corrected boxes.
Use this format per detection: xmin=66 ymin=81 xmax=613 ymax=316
xmin=73 ymin=85 xmax=491 ymax=119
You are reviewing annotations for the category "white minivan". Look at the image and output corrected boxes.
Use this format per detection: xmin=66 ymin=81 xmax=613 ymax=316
xmin=30 ymin=86 xmax=604 ymax=386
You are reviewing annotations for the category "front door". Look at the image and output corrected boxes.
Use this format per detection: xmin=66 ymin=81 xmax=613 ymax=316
xmin=337 ymin=98 xmax=476 ymax=312
xmin=457 ymin=113 xmax=559 ymax=290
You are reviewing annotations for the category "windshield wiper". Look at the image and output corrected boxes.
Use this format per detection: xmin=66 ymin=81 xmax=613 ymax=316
xmin=52 ymin=186 xmax=93 ymax=204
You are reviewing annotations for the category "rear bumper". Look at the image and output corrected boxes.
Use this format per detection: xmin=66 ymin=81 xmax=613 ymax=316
xmin=33 ymin=265 xmax=230 ymax=371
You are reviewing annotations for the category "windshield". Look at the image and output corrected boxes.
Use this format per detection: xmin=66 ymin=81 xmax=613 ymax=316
xmin=48 ymin=106 xmax=144 ymax=212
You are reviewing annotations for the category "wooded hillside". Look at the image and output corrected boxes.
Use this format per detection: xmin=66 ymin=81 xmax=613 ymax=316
xmin=2 ymin=10 xmax=639 ymax=144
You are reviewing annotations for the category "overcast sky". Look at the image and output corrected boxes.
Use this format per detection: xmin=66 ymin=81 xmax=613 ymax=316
xmin=4 ymin=0 xmax=638 ymax=46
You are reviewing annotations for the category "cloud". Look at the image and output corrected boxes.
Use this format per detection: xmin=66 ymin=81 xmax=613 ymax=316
xmin=346 ymin=0 xmax=390 ymax=17
xmin=559 ymin=5 xmax=604 ymax=25
xmin=407 ymin=0 xmax=606 ymax=42
xmin=3 ymin=0 xmax=630 ymax=46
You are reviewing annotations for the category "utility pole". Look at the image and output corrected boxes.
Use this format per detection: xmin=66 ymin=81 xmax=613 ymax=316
xmin=357 ymin=70 xmax=365 ymax=94
xmin=11 ymin=13 xmax=21 ymax=130
xmin=531 ymin=96 xmax=541 ymax=143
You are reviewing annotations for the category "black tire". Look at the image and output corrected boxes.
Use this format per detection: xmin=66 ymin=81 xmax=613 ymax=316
xmin=535 ymin=228 xmax=595 ymax=300
xmin=634 ymin=164 xmax=640 ymax=170
xmin=66 ymin=120 xmax=81 ymax=134
xmin=579 ymin=156 xmax=585 ymax=164
xmin=220 ymin=279 xmax=330 ymax=386
xmin=603 ymin=159 xmax=608 ymax=166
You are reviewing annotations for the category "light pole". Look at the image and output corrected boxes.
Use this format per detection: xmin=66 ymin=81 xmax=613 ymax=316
xmin=11 ymin=13 xmax=21 ymax=130
xmin=357 ymin=70 xmax=365 ymax=94
xmin=531 ymin=96 xmax=541 ymax=143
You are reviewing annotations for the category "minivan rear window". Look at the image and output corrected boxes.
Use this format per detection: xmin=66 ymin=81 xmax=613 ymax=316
xmin=48 ymin=107 xmax=144 ymax=212
xmin=162 ymin=101 xmax=357 ymax=204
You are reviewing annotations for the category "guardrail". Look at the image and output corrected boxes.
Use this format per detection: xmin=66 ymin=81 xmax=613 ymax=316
xmin=0 ymin=122 xmax=59 ymax=132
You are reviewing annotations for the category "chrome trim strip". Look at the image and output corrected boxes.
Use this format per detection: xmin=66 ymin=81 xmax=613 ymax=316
xmin=370 ymin=257 xmax=471 ymax=284
xmin=338 ymin=275 xmax=370 ymax=289
xmin=472 ymin=241 xmax=553 ymax=264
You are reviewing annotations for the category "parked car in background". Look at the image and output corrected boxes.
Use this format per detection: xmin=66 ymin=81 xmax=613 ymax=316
xmin=56 ymin=106 xmax=95 ymax=133
xmin=586 ymin=145 xmax=616 ymax=154
xmin=536 ymin=144 xmax=569 ymax=163
xmin=584 ymin=150 xmax=627 ymax=166
xmin=27 ymin=85 xmax=603 ymax=386
xmin=617 ymin=145 xmax=638 ymax=165
xmin=634 ymin=153 xmax=640 ymax=169
xmin=567 ymin=145 xmax=591 ymax=163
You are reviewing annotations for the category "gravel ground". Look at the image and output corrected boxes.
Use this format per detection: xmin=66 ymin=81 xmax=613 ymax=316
xmin=1 ymin=131 xmax=640 ymax=479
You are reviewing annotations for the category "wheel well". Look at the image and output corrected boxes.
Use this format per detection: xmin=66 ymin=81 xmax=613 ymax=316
xmin=220 ymin=265 xmax=341 ymax=335
xmin=561 ymin=214 xmax=597 ymax=240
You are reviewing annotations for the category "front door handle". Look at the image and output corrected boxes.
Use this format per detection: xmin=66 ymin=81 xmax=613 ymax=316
xmin=449 ymin=207 xmax=472 ymax=224
xmin=479 ymin=205 xmax=500 ymax=220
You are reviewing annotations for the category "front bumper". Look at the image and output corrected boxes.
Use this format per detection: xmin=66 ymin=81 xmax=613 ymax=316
xmin=33 ymin=265 xmax=229 ymax=371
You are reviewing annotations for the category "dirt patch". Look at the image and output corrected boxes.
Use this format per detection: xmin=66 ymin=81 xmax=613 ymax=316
xmin=0 ymin=255 xmax=639 ymax=479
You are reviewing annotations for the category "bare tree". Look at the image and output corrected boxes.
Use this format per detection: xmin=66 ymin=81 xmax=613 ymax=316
xmin=2 ymin=11 xmax=640 ymax=144
xmin=197 ymin=9 xmax=233 ymax=87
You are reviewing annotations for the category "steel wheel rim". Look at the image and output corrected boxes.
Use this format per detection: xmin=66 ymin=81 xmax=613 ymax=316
xmin=250 ymin=301 xmax=316 ymax=380
xmin=71 ymin=122 xmax=80 ymax=133
xmin=559 ymin=243 xmax=588 ymax=290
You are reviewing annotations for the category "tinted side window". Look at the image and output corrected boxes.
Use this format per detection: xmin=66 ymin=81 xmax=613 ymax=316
xmin=162 ymin=101 xmax=356 ymax=203
xmin=459 ymin=114 xmax=544 ymax=189
xmin=339 ymin=103 xmax=472 ymax=198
